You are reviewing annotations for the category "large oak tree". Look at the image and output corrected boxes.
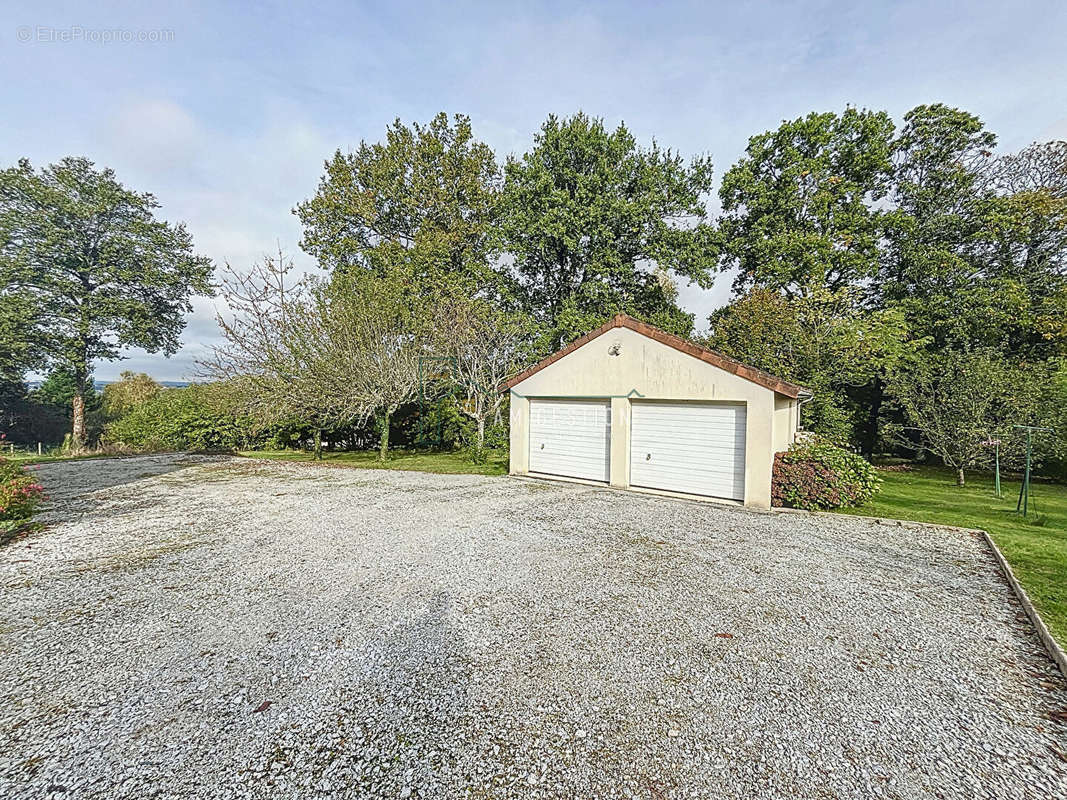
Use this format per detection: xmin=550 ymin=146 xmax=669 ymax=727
xmin=501 ymin=112 xmax=718 ymax=345
xmin=719 ymin=107 xmax=895 ymax=296
xmin=296 ymin=113 xmax=505 ymax=298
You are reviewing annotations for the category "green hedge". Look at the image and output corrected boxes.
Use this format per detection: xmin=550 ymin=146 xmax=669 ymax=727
xmin=104 ymin=385 xmax=260 ymax=452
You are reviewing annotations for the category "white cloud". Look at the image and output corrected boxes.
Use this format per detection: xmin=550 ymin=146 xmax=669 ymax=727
xmin=106 ymin=99 xmax=203 ymax=171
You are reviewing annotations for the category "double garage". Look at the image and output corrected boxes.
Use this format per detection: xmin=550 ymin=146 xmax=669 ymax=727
xmin=506 ymin=315 xmax=807 ymax=509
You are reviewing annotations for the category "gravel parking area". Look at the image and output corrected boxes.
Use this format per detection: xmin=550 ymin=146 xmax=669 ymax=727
xmin=2 ymin=455 xmax=1065 ymax=799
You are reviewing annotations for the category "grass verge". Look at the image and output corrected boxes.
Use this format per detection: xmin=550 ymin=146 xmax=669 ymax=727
xmin=3 ymin=451 xmax=128 ymax=466
xmin=836 ymin=466 xmax=1067 ymax=648
xmin=237 ymin=448 xmax=508 ymax=476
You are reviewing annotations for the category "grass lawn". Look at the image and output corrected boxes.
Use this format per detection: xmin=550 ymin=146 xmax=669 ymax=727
xmin=237 ymin=448 xmax=509 ymax=476
xmin=4 ymin=451 xmax=119 ymax=466
xmin=837 ymin=466 xmax=1067 ymax=647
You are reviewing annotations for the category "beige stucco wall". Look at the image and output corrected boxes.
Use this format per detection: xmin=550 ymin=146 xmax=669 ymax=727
xmin=773 ymin=394 xmax=799 ymax=454
xmin=508 ymin=327 xmax=797 ymax=509
xmin=509 ymin=393 xmax=530 ymax=473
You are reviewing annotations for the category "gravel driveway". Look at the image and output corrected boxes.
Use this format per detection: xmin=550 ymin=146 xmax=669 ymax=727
xmin=2 ymin=455 xmax=1065 ymax=799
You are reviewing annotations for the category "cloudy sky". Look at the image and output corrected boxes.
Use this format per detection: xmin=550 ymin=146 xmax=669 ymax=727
xmin=4 ymin=0 xmax=1065 ymax=381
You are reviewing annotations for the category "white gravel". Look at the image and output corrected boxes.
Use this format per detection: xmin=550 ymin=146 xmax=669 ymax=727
xmin=1 ymin=455 xmax=1065 ymax=799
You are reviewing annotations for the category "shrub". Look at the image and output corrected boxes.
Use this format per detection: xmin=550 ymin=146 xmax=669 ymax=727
xmin=0 ymin=458 xmax=46 ymax=540
xmin=104 ymin=384 xmax=259 ymax=452
xmin=772 ymin=438 xmax=881 ymax=511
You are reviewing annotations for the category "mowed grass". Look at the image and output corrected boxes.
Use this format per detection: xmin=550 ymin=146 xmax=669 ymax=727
xmin=836 ymin=466 xmax=1067 ymax=647
xmin=4 ymin=451 xmax=119 ymax=466
xmin=237 ymin=448 xmax=509 ymax=476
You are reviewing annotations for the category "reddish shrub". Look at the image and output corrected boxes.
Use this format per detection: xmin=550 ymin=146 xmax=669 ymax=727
xmin=0 ymin=458 xmax=46 ymax=533
xmin=771 ymin=439 xmax=880 ymax=511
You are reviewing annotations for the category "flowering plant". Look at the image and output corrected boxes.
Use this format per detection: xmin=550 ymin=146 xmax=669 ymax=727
xmin=771 ymin=438 xmax=880 ymax=511
xmin=0 ymin=458 xmax=45 ymax=523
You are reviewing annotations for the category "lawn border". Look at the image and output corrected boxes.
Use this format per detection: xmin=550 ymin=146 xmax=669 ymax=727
xmin=978 ymin=528 xmax=1067 ymax=679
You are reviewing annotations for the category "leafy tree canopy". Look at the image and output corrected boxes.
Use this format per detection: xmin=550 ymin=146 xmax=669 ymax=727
xmin=705 ymin=286 xmax=911 ymax=443
xmin=296 ymin=113 xmax=505 ymax=296
xmin=887 ymin=348 xmax=1049 ymax=485
xmin=719 ymin=107 xmax=895 ymax=295
xmin=501 ymin=112 xmax=717 ymax=344
xmin=714 ymin=104 xmax=1067 ymax=458
xmin=101 ymin=371 xmax=162 ymax=419
xmin=0 ymin=299 xmax=39 ymax=404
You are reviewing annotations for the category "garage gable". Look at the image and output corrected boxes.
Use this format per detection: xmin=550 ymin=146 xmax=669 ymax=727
xmin=504 ymin=314 xmax=807 ymax=399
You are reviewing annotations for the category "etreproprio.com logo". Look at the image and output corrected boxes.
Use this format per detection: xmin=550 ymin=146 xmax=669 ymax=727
xmin=16 ymin=25 xmax=175 ymax=44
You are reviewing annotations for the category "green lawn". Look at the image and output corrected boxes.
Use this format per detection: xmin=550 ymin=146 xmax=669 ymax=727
xmin=4 ymin=451 xmax=118 ymax=466
xmin=237 ymin=448 xmax=509 ymax=476
xmin=836 ymin=466 xmax=1067 ymax=647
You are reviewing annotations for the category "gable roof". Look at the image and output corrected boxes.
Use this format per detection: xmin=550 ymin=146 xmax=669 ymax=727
xmin=502 ymin=314 xmax=810 ymax=399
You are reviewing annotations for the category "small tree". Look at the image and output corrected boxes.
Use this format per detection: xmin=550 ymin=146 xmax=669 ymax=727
xmin=888 ymin=349 xmax=1041 ymax=485
xmin=200 ymin=251 xmax=350 ymax=459
xmin=320 ymin=270 xmax=425 ymax=460
xmin=0 ymin=157 xmax=213 ymax=448
xmin=202 ymin=253 xmax=426 ymax=461
xmin=101 ymin=371 xmax=161 ymax=419
xmin=437 ymin=296 xmax=537 ymax=455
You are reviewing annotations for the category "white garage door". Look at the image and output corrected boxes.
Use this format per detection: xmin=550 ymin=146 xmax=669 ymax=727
xmin=529 ymin=399 xmax=611 ymax=482
xmin=629 ymin=402 xmax=746 ymax=500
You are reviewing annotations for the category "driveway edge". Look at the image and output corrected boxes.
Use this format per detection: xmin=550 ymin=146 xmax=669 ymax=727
xmin=778 ymin=506 xmax=1067 ymax=679
xmin=978 ymin=528 xmax=1067 ymax=680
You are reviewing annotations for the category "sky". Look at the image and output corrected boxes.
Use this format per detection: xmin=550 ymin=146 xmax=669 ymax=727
xmin=3 ymin=0 xmax=1066 ymax=381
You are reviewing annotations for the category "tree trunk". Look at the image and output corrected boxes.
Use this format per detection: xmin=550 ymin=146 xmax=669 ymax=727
xmin=71 ymin=330 xmax=90 ymax=452
xmin=956 ymin=467 xmax=965 ymax=487
xmin=477 ymin=416 xmax=486 ymax=451
xmin=378 ymin=409 xmax=391 ymax=461
xmin=862 ymin=378 xmax=883 ymax=459
xmin=313 ymin=427 xmax=322 ymax=460
xmin=71 ymin=393 xmax=86 ymax=451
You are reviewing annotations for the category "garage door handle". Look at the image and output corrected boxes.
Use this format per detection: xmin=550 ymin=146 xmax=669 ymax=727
xmin=646 ymin=453 xmax=651 ymax=461
xmin=540 ymin=443 xmax=545 ymax=450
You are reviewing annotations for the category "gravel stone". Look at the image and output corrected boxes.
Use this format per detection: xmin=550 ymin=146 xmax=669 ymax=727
xmin=1 ymin=454 xmax=1065 ymax=799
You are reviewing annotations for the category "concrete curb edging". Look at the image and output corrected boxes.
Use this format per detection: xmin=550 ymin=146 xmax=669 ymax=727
xmin=979 ymin=529 xmax=1067 ymax=680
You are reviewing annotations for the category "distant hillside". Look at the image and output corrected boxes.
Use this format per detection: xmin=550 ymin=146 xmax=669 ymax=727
xmin=24 ymin=379 xmax=192 ymax=391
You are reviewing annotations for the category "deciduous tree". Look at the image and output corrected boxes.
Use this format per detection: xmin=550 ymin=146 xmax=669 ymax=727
xmin=436 ymin=294 xmax=537 ymax=454
xmin=719 ymin=108 xmax=895 ymax=295
xmin=501 ymin=113 xmax=717 ymax=345
xmin=200 ymin=251 xmax=352 ymax=459
xmin=100 ymin=371 xmax=162 ymax=419
xmin=887 ymin=348 xmax=1044 ymax=485
xmin=296 ymin=113 xmax=505 ymax=297
xmin=705 ymin=286 xmax=910 ymax=447
xmin=313 ymin=270 xmax=427 ymax=460
xmin=0 ymin=157 xmax=213 ymax=448
xmin=202 ymin=251 xmax=428 ymax=461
